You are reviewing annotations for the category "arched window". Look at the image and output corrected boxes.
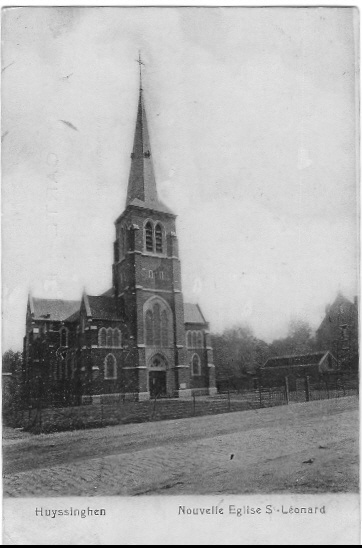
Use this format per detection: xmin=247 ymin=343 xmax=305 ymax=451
xmin=98 ymin=328 xmax=107 ymax=347
xmin=145 ymin=222 xmax=153 ymax=252
xmin=197 ymin=331 xmax=203 ymax=348
xmin=161 ymin=311 xmax=169 ymax=347
xmin=192 ymin=331 xmax=197 ymax=348
xmin=60 ymin=328 xmax=68 ymax=347
xmin=155 ymin=224 xmax=163 ymax=253
xmin=154 ymin=304 xmax=161 ymax=346
xmin=104 ymin=354 xmax=117 ymax=380
xmin=113 ymin=328 xmax=121 ymax=348
xmin=144 ymin=299 xmax=172 ymax=348
xmin=106 ymin=328 xmax=113 ymax=347
xmin=186 ymin=331 xmax=192 ymax=348
xmin=191 ymin=354 xmax=201 ymax=376
xmin=145 ymin=310 xmax=153 ymax=346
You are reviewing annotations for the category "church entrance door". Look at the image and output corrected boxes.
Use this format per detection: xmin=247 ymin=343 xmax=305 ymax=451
xmin=149 ymin=370 xmax=166 ymax=398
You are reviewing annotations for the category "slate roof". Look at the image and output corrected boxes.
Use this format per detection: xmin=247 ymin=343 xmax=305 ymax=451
xmin=87 ymin=296 xmax=120 ymax=320
xmin=263 ymin=351 xmax=331 ymax=369
xmin=65 ymin=310 xmax=81 ymax=323
xmin=98 ymin=294 xmax=208 ymax=325
xmin=31 ymin=298 xmax=80 ymax=322
xmin=124 ymin=85 xmax=174 ymax=216
xmin=184 ymin=303 xmax=207 ymax=325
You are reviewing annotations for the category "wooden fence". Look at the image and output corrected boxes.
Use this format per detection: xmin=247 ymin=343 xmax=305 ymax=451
xmin=4 ymin=372 xmax=358 ymax=434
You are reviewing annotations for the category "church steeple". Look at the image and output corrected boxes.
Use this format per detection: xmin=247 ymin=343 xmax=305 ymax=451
xmin=125 ymin=60 xmax=172 ymax=215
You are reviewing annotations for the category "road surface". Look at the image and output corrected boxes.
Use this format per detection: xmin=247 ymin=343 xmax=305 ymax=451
xmin=3 ymin=396 xmax=358 ymax=496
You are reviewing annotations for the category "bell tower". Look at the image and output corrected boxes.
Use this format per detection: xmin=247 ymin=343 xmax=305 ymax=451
xmin=112 ymin=60 xmax=189 ymax=399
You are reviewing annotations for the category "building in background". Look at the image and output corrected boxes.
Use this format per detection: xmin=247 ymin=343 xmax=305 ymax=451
xmin=260 ymin=350 xmax=338 ymax=389
xmin=23 ymin=74 xmax=216 ymax=404
xmin=316 ymin=292 xmax=359 ymax=372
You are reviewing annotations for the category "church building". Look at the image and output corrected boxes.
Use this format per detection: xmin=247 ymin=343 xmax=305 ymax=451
xmin=23 ymin=74 xmax=216 ymax=404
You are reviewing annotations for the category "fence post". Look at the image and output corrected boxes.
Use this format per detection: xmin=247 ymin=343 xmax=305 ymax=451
xmin=285 ymin=376 xmax=289 ymax=405
xmin=100 ymin=398 xmax=104 ymax=426
xmin=259 ymin=380 xmax=263 ymax=409
xmin=326 ymin=377 xmax=330 ymax=399
xmin=305 ymin=376 xmax=310 ymax=402
xmin=193 ymin=393 xmax=196 ymax=416
xmin=227 ymin=390 xmax=231 ymax=411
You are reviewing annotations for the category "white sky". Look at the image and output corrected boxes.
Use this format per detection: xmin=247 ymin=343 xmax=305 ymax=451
xmin=2 ymin=7 xmax=359 ymax=351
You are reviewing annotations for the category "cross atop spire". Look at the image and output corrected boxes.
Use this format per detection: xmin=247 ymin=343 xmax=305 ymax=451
xmin=136 ymin=51 xmax=145 ymax=90
xmin=125 ymin=57 xmax=173 ymax=215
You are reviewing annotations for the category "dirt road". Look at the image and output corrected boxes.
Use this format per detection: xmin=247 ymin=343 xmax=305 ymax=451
xmin=3 ymin=396 xmax=358 ymax=496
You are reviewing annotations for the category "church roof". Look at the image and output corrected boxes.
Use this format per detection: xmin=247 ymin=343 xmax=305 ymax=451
xmin=87 ymin=295 xmax=121 ymax=320
xmin=30 ymin=297 xmax=80 ymax=322
xmin=184 ymin=303 xmax=207 ymax=325
xmin=95 ymin=292 xmax=208 ymax=325
xmin=262 ymin=351 xmax=333 ymax=369
xmin=125 ymin=80 xmax=173 ymax=215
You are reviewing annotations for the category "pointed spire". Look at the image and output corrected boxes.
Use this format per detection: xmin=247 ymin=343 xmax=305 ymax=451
xmin=125 ymin=56 xmax=172 ymax=215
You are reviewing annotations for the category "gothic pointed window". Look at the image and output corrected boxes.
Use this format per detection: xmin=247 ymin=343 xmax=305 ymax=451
xmin=186 ymin=331 xmax=192 ymax=348
xmin=113 ymin=328 xmax=121 ymax=348
xmin=197 ymin=331 xmax=203 ymax=348
xmin=104 ymin=354 xmax=117 ymax=380
xmin=155 ymin=224 xmax=163 ymax=253
xmin=191 ymin=354 xmax=201 ymax=376
xmin=99 ymin=328 xmax=107 ymax=347
xmin=154 ymin=304 xmax=161 ymax=346
xmin=192 ymin=331 xmax=197 ymax=348
xmin=161 ymin=311 xmax=169 ymax=347
xmin=145 ymin=310 xmax=153 ymax=346
xmin=144 ymin=299 xmax=173 ymax=348
xmin=145 ymin=222 xmax=153 ymax=252
xmin=106 ymin=328 xmax=113 ymax=347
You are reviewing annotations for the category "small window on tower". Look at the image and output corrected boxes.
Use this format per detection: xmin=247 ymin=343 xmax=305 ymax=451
xmin=145 ymin=222 xmax=153 ymax=252
xmin=155 ymin=224 xmax=163 ymax=253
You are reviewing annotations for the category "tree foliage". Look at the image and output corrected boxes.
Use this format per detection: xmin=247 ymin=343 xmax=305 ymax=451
xmin=2 ymin=350 xmax=23 ymax=415
xmin=212 ymin=325 xmax=272 ymax=389
xmin=269 ymin=318 xmax=316 ymax=357
xmin=212 ymin=318 xmax=316 ymax=390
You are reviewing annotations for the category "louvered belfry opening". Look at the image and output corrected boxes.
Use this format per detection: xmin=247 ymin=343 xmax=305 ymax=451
xmin=155 ymin=224 xmax=163 ymax=253
xmin=145 ymin=222 xmax=153 ymax=251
